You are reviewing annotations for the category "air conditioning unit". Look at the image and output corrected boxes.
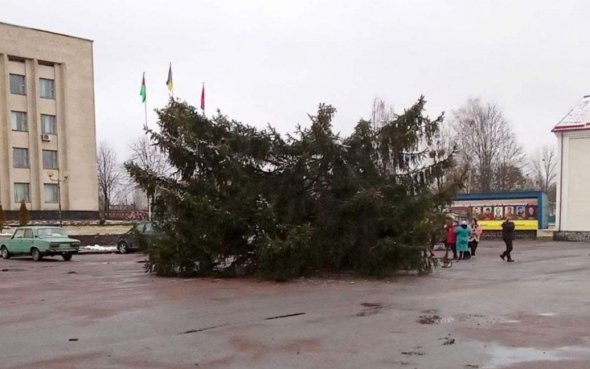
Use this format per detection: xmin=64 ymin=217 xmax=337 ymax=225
xmin=41 ymin=134 xmax=51 ymax=142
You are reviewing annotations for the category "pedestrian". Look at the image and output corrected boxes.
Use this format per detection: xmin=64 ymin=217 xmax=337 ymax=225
xmin=446 ymin=220 xmax=458 ymax=260
xmin=469 ymin=218 xmax=483 ymax=256
xmin=500 ymin=217 xmax=516 ymax=262
xmin=455 ymin=220 xmax=472 ymax=260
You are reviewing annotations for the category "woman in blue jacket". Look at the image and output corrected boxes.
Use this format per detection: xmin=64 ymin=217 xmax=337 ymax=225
xmin=455 ymin=220 xmax=472 ymax=260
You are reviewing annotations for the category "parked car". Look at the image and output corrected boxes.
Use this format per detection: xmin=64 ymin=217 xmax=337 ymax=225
xmin=0 ymin=226 xmax=80 ymax=261
xmin=117 ymin=222 xmax=160 ymax=254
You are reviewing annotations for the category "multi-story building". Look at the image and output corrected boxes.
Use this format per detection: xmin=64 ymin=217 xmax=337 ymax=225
xmin=0 ymin=22 xmax=99 ymax=220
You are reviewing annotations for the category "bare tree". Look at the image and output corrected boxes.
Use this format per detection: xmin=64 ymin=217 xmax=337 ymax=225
xmin=452 ymin=98 xmax=526 ymax=192
xmin=113 ymin=169 xmax=135 ymax=206
xmin=128 ymin=136 xmax=171 ymax=177
xmin=370 ymin=97 xmax=397 ymax=176
xmin=127 ymin=136 xmax=172 ymax=211
xmin=97 ymin=143 xmax=122 ymax=219
xmin=529 ymin=145 xmax=557 ymax=194
xmin=370 ymin=97 xmax=395 ymax=131
xmin=431 ymin=124 xmax=465 ymax=192
xmin=492 ymin=132 xmax=527 ymax=191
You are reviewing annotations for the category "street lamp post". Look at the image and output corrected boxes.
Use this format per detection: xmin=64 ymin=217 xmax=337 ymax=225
xmin=48 ymin=172 xmax=68 ymax=226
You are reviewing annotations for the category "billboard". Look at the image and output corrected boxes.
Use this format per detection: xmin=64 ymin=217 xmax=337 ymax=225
xmin=450 ymin=198 xmax=539 ymax=230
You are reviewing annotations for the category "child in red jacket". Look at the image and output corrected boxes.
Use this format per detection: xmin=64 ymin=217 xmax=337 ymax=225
xmin=446 ymin=220 xmax=458 ymax=260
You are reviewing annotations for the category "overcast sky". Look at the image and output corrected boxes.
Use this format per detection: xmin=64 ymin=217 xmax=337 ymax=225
xmin=3 ymin=0 xmax=588 ymax=159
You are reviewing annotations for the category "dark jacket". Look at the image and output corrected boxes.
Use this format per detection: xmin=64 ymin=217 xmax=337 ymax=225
xmin=501 ymin=220 xmax=515 ymax=240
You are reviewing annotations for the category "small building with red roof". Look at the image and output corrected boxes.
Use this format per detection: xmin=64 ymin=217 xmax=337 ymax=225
xmin=553 ymin=95 xmax=590 ymax=239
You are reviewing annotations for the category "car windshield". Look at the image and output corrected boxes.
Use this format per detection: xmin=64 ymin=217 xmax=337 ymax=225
xmin=37 ymin=228 xmax=68 ymax=238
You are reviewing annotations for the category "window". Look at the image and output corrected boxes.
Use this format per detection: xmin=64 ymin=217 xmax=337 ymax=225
xmin=41 ymin=114 xmax=57 ymax=134
xmin=14 ymin=183 xmax=30 ymax=203
xmin=144 ymin=223 xmax=153 ymax=233
xmin=11 ymin=111 xmax=27 ymax=132
xmin=13 ymin=229 xmax=24 ymax=239
xmin=42 ymin=150 xmax=58 ymax=169
xmin=13 ymin=148 xmax=29 ymax=168
xmin=39 ymin=78 xmax=55 ymax=99
xmin=9 ymin=74 xmax=26 ymax=95
xmin=24 ymin=229 xmax=33 ymax=239
xmin=44 ymin=184 xmax=59 ymax=203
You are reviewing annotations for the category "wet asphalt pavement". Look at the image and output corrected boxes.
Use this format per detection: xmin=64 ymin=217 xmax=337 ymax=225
xmin=1 ymin=240 xmax=590 ymax=369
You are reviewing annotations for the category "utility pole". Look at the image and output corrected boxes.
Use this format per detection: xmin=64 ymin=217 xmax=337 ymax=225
xmin=48 ymin=171 xmax=68 ymax=226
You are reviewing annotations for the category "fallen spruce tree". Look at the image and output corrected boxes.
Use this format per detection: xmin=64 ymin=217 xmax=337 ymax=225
xmin=126 ymin=97 xmax=464 ymax=280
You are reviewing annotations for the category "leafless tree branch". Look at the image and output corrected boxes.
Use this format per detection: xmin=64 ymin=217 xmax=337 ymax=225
xmin=452 ymin=98 xmax=526 ymax=192
xmin=97 ymin=142 xmax=122 ymax=218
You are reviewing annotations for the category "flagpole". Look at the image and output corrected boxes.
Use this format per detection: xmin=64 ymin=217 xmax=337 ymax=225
xmin=145 ymin=84 xmax=152 ymax=222
xmin=141 ymin=71 xmax=151 ymax=221
xmin=144 ymin=92 xmax=148 ymax=131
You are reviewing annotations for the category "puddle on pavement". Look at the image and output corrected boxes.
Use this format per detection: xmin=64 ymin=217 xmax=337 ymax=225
xmin=265 ymin=312 xmax=306 ymax=320
xmin=417 ymin=312 xmax=497 ymax=325
xmin=401 ymin=351 xmax=425 ymax=356
xmin=484 ymin=343 xmax=590 ymax=368
xmin=460 ymin=312 xmax=590 ymax=349
xmin=420 ymin=309 xmax=438 ymax=314
xmin=418 ymin=314 xmax=441 ymax=325
xmin=361 ymin=302 xmax=382 ymax=308
xmin=356 ymin=302 xmax=383 ymax=317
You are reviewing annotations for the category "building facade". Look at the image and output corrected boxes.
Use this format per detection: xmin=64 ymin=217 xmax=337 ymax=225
xmin=553 ymin=95 xmax=590 ymax=240
xmin=0 ymin=22 xmax=99 ymax=220
xmin=451 ymin=191 xmax=549 ymax=239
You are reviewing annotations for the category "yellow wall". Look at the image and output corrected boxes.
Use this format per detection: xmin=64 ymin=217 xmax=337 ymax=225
xmin=0 ymin=22 xmax=98 ymax=212
xmin=479 ymin=220 xmax=538 ymax=231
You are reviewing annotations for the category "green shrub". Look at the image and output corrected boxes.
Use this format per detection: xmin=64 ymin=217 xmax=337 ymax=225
xmin=19 ymin=201 xmax=30 ymax=226
xmin=0 ymin=204 xmax=5 ymax=229
xmin=361 ymin=239 xmax=432 ymax=277
xmin=257 ymin=224 xmax=317 ymax=281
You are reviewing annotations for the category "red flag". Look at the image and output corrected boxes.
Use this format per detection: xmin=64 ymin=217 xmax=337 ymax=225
xmin=200 ymin=83 xmax=205 ymax=110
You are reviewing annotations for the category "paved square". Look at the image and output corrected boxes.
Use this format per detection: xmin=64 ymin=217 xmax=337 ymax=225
xmin=1 ymin=240 xmax=590 ymax=368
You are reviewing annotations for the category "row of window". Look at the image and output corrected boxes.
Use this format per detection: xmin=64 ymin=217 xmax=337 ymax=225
xmin=9 ymin=74 xmax=55 ymax=99
xmin=13 ymin=148 xmax=58 ymax=169
xmin=14 ymin=183 xmax=59 ymax=203
xmin=11 ymin=111 xmax=57 ymax=134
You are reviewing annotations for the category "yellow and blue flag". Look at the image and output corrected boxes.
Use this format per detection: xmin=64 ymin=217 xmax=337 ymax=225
xmin=166 ymin=63 xmax=173 ymax=93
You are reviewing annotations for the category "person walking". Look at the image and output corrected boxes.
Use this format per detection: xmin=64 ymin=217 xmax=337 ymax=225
xmin=469 ymin=218 xmax=483 ymax=256
xmin=500 ymin=217 xmax=515 ymax=262
xmin=455 ymin=220 xmax=472 ymax=260
xmin=446 ymin=220 xmax=458 ymax=260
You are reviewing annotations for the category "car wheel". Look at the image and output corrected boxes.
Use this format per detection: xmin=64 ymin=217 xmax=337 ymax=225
xmin=1 ymin=246 xmax=10 ymax=260
xmin=62 ymin=254 xmax=72 ymax=261
xmin=31 ymin=248 xmax=43 ymax=262
xmin=118 ymin=241 xmax=129 ymax=254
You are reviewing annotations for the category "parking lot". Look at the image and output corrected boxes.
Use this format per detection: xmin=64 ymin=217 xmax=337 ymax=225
xmin=2 ymin=240 xmax=590 ymax=369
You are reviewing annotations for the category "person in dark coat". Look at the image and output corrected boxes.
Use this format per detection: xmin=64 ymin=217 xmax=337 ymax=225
xmin=500 ymin=217 xmax=515 ymax=262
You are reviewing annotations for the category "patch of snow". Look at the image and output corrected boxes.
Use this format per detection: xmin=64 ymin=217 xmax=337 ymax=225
xmin=538 ymin=312 xmax=557 ymax=317
xmin=81 ymin=245 xmax=117 ymax=252
xmin=484 ymin=343 xmax=590 ymax=368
